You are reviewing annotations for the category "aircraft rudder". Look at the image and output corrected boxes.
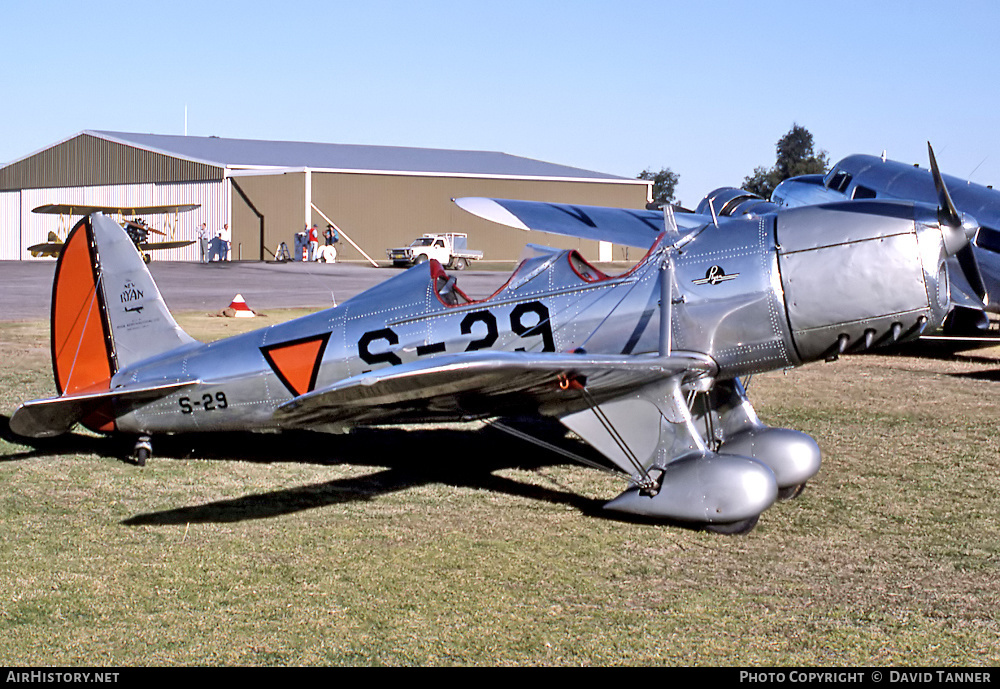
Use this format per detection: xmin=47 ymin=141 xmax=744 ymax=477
xmin=47 ymin=213 xmax=196 ymax=432
xmin=50 ymin=216 xmax=115 ymax=397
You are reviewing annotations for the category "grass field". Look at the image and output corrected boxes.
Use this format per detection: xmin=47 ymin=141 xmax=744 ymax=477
xmin=1 ymin=311 xmax=998 ymax=666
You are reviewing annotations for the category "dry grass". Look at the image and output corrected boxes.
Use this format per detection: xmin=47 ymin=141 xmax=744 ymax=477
xmin=1 ymin=313 xmax=998 ymax=666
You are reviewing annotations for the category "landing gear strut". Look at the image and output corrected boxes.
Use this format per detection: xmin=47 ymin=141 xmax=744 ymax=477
xmin=133 ymin=436 xmax=152 ymax=466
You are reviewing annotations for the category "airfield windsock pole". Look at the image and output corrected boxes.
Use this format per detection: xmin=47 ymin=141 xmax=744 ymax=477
xmin=310 ymin=203 xmax=380 ymax=267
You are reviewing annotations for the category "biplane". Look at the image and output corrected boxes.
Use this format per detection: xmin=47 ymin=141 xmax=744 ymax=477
xmin=9 ymin=151 xmax=976 ymax=533
xmin=27 ymin=203 xmax=198 ymax=263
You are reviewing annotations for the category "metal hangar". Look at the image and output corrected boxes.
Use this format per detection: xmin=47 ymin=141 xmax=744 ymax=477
xmin=0 ymin=131 xmax=651 ymax=263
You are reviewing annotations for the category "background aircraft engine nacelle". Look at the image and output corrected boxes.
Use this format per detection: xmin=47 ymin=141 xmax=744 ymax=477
xmin=774 ymin=202 xmax=950 ymax=362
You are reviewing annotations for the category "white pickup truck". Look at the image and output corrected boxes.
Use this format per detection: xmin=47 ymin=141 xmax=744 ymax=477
xmin=387 ymin=232 xmax=483 ymax=270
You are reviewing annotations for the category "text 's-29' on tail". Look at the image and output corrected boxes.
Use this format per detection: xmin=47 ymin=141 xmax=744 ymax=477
xmin=11 ymin=213 xmax=196 ymax=437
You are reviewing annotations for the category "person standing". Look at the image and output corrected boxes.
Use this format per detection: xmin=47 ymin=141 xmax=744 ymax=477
xmin=221 ymin=223 xmax=232 ymax=261
xmin=308 ymin=224 xmax=319 ymax=262
xmin=197 ymin=223 xmax=209 ymax=263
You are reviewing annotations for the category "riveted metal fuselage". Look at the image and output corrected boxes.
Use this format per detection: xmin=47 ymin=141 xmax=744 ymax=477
xmin=113 ymin=202 xmax=947 ymax=435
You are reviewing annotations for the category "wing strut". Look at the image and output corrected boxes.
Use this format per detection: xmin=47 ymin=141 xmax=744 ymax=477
xmin=659 ymin=260 xmax=672 ymax=357
xmin=576 ymin=384 xmax=657 ymax=490
xmin=487 ymin=420 xmax=622 ymax=475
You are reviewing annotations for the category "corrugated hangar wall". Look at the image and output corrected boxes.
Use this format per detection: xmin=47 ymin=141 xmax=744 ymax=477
xmin=0 ymin=181 xmax=228 ymax=261
xmin=230 ymin=173 xmax=305 ymax=261
xmin=0 ymin=132 xmax=227 ymax=261
xmin=231 ymin=171 xmax=649 ymax=263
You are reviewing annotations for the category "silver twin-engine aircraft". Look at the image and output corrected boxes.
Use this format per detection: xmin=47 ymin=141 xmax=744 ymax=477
xmin=771 ymin=148 xmax=1000 ymax=324
xmin=698 ymin=145 xmax=996 ymax=335
xmin=9 ymin=156 xmax=978 ymax=533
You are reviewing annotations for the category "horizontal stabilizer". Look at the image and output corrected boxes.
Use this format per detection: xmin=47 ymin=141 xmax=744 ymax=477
xmin=274 ymin=351 xmax=714 ymax=428
xmin=455 ymin=198 xmax=705 ymax=249
xmin=9 ymin=380 xmax=197 ymax=438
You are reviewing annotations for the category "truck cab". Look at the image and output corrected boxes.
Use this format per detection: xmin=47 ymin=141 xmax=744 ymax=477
xmin=387 ymin=232 xmax=483 ymax=270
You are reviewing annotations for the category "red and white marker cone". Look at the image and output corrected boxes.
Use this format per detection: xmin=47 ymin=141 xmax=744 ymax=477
xmin=227 ymin=293 xmax=256 ymax=318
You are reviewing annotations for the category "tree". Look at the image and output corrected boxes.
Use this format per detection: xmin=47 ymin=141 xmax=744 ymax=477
xmin=742 ymin=165 xmax=782 ymax=200
xmin=742 ymin=124 xmax=830 ymax=200
xmin=637 ymin=167 xmax=679 ymax=206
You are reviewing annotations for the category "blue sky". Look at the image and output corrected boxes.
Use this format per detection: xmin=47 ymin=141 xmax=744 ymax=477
xmin=4 ymin=0 xmax=1000 ymax=205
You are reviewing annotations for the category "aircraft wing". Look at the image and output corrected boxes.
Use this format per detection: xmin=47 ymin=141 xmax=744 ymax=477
xmin=139 ymin=240 xmax=196 ymax=251
xmin=454 ymin=198 xmax=706 ymax=248
xmin=26 ymin=242 xmax=63 ymax=257
xmin=273 ymin=350 xmax=716 ymax=429
xmin=32 ymin=203 xmax=200 ymax=216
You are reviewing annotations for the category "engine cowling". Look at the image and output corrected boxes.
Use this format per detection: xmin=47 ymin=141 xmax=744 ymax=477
xmin=774 ymin=201 xmax=957 ymax=362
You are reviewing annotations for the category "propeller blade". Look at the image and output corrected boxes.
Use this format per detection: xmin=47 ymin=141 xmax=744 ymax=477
xmin=928 ymin=141 xmax=961 ymax=228
xmin=928 ymin=142 xmax=987 ymax=304
xmin=956 ymin=244 xmax=988 ymax=302
xmin=123 ymin=220 xmax=166 ymax=236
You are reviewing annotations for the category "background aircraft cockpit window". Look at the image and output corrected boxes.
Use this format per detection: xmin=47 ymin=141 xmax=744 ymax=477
xmin=852 ymin=185 xmax=877 ymax=200
xmin=826 ymin=170 xmax=853 ymax=193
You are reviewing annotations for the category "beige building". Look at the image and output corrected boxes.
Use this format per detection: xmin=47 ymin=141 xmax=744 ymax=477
xmin=0 ymin=131 xmax=651 ymax=263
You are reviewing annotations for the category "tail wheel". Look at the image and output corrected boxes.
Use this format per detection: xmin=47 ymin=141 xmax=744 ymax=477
xmin=453 ymin=257 xmax=468 ymax=271
xmin=133 ymin=436 xmax=152 ymax=466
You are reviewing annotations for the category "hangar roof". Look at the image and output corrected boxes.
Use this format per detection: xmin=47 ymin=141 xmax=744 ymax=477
xmin=91 ymin=130 xmax=629 ymax=181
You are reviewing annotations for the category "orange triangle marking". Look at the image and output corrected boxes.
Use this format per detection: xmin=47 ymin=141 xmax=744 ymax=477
xmin=261 ymin=334 xmax=331 ymax=397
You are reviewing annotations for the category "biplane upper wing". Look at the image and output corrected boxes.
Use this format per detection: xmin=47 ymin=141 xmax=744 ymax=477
xmin=32 ymin=203 xmax=201 ymax=215
xmin=454 ymin=198 xmax=706 ymax=249
xmin=273 ymin=350 xmax=716 ymax=428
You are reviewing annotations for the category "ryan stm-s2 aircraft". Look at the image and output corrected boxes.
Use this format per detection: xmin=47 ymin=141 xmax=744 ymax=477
xmin=9 ymin=160 xmax=978 ymax=533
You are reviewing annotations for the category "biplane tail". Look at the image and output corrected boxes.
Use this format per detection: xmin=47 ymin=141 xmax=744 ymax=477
xmin=16 ymin=213 xmax=198 ymax=434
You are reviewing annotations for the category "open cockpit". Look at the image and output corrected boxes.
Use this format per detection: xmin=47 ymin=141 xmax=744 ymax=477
xmin=429 ymin=237 xmax=668 ymax=309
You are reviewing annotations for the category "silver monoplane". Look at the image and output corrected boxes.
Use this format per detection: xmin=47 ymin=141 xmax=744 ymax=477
xmin=9 ymin=160 xmax=975 ymax=533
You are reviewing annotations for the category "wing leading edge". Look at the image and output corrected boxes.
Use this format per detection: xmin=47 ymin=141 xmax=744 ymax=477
xmin=454 ymin=197 xmax=705 ymax=249
xmin=273 ymin=350 xmax=716 ymax=429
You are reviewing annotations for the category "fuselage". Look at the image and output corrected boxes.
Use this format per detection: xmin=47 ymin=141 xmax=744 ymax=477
xmin=113 ymin=201 xmax=953 ymax=436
